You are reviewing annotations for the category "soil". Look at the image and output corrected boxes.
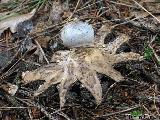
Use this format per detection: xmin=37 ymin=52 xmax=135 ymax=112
xmin=0 ymin=0 xmax=160 ymax=120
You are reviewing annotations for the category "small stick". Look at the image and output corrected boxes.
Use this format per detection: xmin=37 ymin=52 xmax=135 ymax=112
xmin=68 ymin=0 xmax=81 ymax=20
xmin=154 ymin=85 xmax=160 ymax=116
xmin=149 ymin=35 xmax=160 ymax=65
xmin=0 ymin=106 xmax=31 ymax=109
xmin=34 ymin=40 xmax=49 ymax=64
xmin=15 ymin=97 xmax=57 ymax=120
xmin=109 ymin=1 xmax=137 ymax=8
xmin=142 ymin=104 xmax=157 ymax=119
xmin=28 ymin=108 xmax=33 ymax=120
xmin=96 ymin=105 xmax=140 ymax=118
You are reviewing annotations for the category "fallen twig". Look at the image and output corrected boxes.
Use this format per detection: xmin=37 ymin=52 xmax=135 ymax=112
xmin=34 ymin=39 xmax=49 ymax=64
xmin=96 ymin=105 xmax=140 ymax=118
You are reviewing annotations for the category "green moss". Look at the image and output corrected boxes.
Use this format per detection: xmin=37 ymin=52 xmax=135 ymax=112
xmin=144 ymin=46 xmax=153 ymax=60
xmin=130 ymin=109 xmax=143 ymax=118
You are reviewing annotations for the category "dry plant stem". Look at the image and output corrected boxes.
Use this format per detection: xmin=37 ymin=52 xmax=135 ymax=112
xmin=96 ymin=105 xmax=140 ymax=118
xmin=0 ymin=0 xmax=26 ymax=16
xmin=0 ymin=38 xmax=23 ymax=52
xmin=97 ymin=8 xmax=109 ymax=17
xmin=154 ymin=93 xmax=160 ymax=116
xmin=76 ymin=0 xmax=103 ymax=12
xmin=132 ymin=0 xmax=160 ymax=23
xmin=16 ymin=0 xmax=28 ymax=10
xmin=111 ymin=17 xmax=145 ymax=29
xmin=109 ymin=1 xmax=137 ymax=8
xmin=0 ymin=48 xmax=30 ymax=75
xmin=28 ymin=108 xmax=33 ymax=120
xmin=58 ymin=112 xmax=71 ymax=120
xmin=149 ymin=36 xmax=160 ymax=65
xmin=154 ymin=85 xmax=160 ymax=116
xmin=142 ymin=104 xmax=157 ymax=119
xmin=0 ymin=107 xmax=30 ymax=109
xmin=68 ymin=0 xmax=81 ymax=20
xmin=149 ymin=45 xmax=160 ymax=64
xmin=81 ymin=0 xmax=92 ymax=8
xmin=102 ymin=82 xmax=117 ymax=102
xmin=34 ymin=40 xmax=49 ymax=64
xmin=0 ymin=50 xmax=20 ymax=80
xmin=15 ymin=98 xmax=59 ymax=120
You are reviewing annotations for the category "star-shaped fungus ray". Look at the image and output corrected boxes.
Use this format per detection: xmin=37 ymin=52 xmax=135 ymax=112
xmin=59 ymin=65 xmax=102 ymax=108
xmin=58 ymin=58 xmax=78 ymax=108
xmin=22 ymin=50 xmax=103 ymax=108
xmin=22 ymin=63 xmax=64 ymax=96
xmin=79 ymin=68 xmax=102 ymax=105
xmin=22 ymin=29 xmax=143 ymax=107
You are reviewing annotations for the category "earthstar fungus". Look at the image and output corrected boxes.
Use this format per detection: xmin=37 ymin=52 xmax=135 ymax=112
xmin=22 ymin=21 xmax=143 ymax=107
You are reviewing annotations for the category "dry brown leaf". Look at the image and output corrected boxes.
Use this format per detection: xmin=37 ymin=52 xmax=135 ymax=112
xmin=0 ymin=9 xmax=36 ymax=36
xmin=22 ymin=25 xmax=143 ymax=107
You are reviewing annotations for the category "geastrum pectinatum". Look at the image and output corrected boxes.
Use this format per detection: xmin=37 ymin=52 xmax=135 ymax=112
xmin=22 ymin=20 xmax=143 ymax=107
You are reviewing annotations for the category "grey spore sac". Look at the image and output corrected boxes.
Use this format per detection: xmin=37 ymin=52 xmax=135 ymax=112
xmin=61 ymin=20 xmax=94 ymax=47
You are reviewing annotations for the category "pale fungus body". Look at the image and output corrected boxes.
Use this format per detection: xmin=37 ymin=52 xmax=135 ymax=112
xmin=61 ymin=21 xmax=94 ymax=47
xmin=22 ymin=31 xmax=143 ymax=107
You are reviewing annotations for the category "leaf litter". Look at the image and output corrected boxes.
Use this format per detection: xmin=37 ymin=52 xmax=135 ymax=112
xmin=0 ymin=0 xmax=160 ymax=119
xmin=0 ymin=8 xmax=36 ymax=36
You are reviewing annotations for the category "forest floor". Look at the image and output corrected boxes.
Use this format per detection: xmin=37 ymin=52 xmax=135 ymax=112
xmin=0 ymin=0 xmax=160 ymax=120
